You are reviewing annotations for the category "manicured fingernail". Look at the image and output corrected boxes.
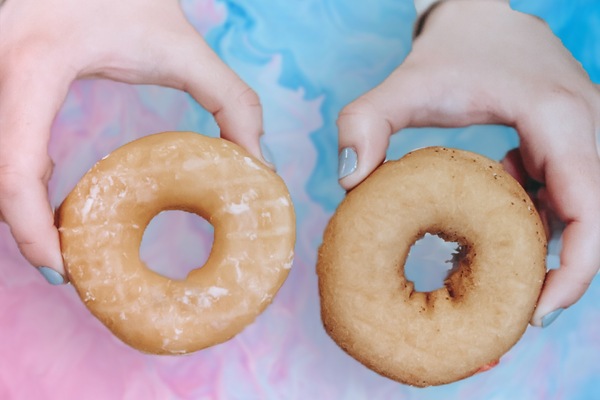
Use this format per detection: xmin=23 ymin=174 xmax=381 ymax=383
xmin=37 ymin=266 xmax=65 ymax=285
xmin=338 ymin=147 xmax=358 ymax=179
xmin=542 ymin=308 xmax=564 ymax=328
xmin=546 ymin=254 xmax=560 ymax=270
xmin=259 ymin=136 xmax=275 ymax=166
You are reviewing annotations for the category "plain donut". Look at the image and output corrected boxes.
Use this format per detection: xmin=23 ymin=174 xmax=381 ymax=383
xmin=317 ymin=147 xmax=546 ymax=387
xmin=57 ymin=131 xmax=296 ymax=355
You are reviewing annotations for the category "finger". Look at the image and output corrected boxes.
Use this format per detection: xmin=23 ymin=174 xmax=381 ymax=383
xmin=337 ymin=69 xmax=422 ymax=190
xmin=138 ymin=15 xmax=269 ymax=167
xmin=532 ymin=157 xmax=600 ymax=327
xmin=336 ymin=61 xmax=511 ymax=190
xmin=0 ymin=52 xmax=71 ymax=283
xmin=517 ymin=111 xmax=600 ymax=327
xmin=500 ymin=148 xmax=528 ymax=187
xmin=501 ymin=148 xmax=555 ymax=239
xmin=336 ymin=102 xmax=393 ymax=190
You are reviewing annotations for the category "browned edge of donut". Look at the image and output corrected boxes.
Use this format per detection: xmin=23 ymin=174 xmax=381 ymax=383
xmin=317 ymin=146 xmax=547 ymax=387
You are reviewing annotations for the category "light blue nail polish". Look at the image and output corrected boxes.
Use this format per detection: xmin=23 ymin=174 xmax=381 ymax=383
xmin=37 ymin=266 xmax=65 ymax=285
xmin=338 ymin=147 xmax=358 ymax=179
xmin=259 ymin=136 xmax=275 ymax=165
xmin=542 ymin=308 xmax=564 ymax=328
xmin=546 ymin=254 xmax=560 ymax=270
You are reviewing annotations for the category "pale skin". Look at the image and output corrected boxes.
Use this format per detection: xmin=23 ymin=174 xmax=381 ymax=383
xmin=338 ymin=0 xmax=600 ymax=326
xmin=0 ymin=0 xmax=267 ymax=281
xmin=1 ymin=0 xmax=598 ymax=329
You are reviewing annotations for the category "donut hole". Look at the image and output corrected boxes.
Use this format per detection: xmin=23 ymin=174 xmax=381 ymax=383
xmin=139 ymin=210 xmax=214 ymax=280
xmin=404 ymin=233 xmax=463 ymax=292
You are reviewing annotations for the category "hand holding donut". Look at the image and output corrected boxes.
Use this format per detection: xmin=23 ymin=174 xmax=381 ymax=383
xmin=0 ymin=0 xmax=269 ymax=284
xmin=337 ymin=0 xmax=600 ymax=327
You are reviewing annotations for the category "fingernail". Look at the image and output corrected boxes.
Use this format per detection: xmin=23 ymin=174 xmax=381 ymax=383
xmin=37 ymin=266 xmax=65 ymax=285
xmin=541 ymin=308 xmax=564 ymax=328
xmin=338 ymin=147 xmax=358 ymax=179
xmin=259 ymin=136 xmax=275 ymax=166
xmin=546 ymin=254 xmax=560 ymax=270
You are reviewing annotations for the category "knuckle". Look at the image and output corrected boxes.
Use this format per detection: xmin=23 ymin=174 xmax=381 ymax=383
xmin=212 ymin=83 xmax=261 ymax=120
xmin=0 ymin=157 xmax=51 ymax=200
xmin=569 ymin=274 xmax=594 ymax=297
xmin=535 ymin=87 xmax=592 ymax=120
xmin=234 ymin=85 xmax=261 ymax=108
xmin=1 ymin=41 xmax=47 ymax=78
xmin=0 ymin=166 xmax=25 ymax=200
xmin=338 ymin=102 xmax=360 ymax=122
xmin=337 ymin=96 xmax=395 ymax=135
xmin=339 ymin=96 xmax=376 ymax=118
xmin=337 ymin=96 xmax=381 ymax=127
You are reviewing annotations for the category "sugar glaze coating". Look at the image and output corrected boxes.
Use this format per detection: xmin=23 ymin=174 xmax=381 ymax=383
xmin=58 ymin=132 xmax=296 ymax=355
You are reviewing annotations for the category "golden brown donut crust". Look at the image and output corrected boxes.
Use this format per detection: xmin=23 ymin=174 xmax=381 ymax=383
xmin=317 ymin=147 xmax=546 ymax=387
xmin=57 ymin=131 xmax=296 ymax=355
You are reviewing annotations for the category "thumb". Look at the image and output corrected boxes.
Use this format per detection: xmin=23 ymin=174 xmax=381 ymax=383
xmin=336 ymin=68 xmax=428 ymax=190
xmin=514 ymin=105 xmax=600 ymax=327
xmin=146 ymin=19 xmax=270 ymax=167
xmin=0 ymin=165 xmax=64 ymax=283
xmin=0 ymin=58 xmax=69 ymax=283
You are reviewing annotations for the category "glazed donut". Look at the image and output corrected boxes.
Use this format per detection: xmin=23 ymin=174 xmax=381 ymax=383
xmin=317 ymin=147 xmax=546 ymax=387
xmin=57 ymin=131 xmax=295 ymax=355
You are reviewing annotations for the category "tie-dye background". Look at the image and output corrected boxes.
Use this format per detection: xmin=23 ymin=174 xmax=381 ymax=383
xmin=1 ymin=1 xmax=599 ymax=399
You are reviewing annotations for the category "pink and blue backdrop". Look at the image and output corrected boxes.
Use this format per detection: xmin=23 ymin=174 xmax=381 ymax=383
xmin=1 ymin=1 xmax=599 ymax=399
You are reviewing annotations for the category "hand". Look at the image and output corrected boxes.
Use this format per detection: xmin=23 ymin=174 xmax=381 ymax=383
xmin=336 ymin=0 xmax=600 ymax=327
xmin=0 ymin=0 xmax=266 ymax=283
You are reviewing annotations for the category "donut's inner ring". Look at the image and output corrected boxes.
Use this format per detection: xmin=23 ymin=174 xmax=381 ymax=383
xmin=139 ymin=209 xmax=215 ymax=281
xmin=395 ymin=221 xmax=479 ymax=308
xmin=403 ymin=232 xmax=465 ymax=293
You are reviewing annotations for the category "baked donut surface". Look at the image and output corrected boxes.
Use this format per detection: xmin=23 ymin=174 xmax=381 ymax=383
xmin=57 ymin=131 xmax=295 ymax=355
xmin=317 ymin=147 xmax=546 ymax=387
